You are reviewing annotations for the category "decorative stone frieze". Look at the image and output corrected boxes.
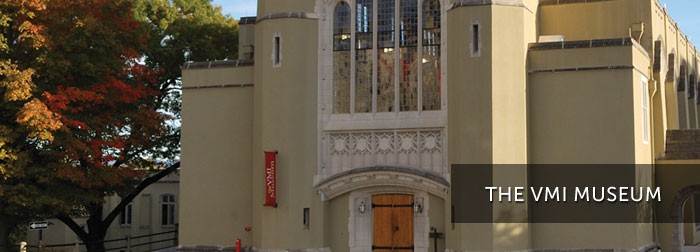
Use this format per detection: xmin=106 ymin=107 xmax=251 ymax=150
xmin=320 ymin=129 xmax=446 ymax=181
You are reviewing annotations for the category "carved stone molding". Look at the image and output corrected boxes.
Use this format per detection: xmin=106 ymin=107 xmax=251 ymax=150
xmin=315 ymin=166 xmax=449 ymax=201
xmin=320 ymin=129 xmax=446 ymax=181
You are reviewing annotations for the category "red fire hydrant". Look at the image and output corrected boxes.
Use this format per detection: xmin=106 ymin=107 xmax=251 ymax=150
xmin=235 ymin=238 xmax=241 ymax=252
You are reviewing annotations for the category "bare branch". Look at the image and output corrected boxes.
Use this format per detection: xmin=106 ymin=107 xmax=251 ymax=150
xmin=102 ymin=161 xmax=180 ymax=226
xmin=56 ymin=214 xmax=89 ymax=242
xmin=111 ymin=147 xmax=149 ymax=169
xmin=163 ymin=87 xmax=182 ymax=93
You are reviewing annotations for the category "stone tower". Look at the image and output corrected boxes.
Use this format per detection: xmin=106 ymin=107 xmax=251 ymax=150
xmin=445 ymin=0 xmax=538 ymax=250
xmin=251 ymin=0 xmax=323 ymax=249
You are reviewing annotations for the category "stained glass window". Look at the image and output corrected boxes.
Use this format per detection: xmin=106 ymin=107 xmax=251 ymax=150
xmin=331 ymin=0 xmax=441 ymax=114
xmin=333 ymin=2 xmax=351 ymax=113
xmin=422 ymin=0 xmax=441 ymax=111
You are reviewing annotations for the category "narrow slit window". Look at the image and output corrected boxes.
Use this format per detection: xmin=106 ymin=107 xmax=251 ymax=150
xmin=472 ymin=24 xmax=480 ymax=56
xmin=642 ymin=78 xmax=649 ymax=144
xmin=303 ymin=208 xmax=310 ymax=229
xmin=273 ymin=35 xmax=281 ymax=67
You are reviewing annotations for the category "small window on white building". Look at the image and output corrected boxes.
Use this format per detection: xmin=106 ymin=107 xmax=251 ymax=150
xmin=272 ymin=33 xmax=281 ymax=67
xmin=642 ymin=77 xmax=649 ymax=144
xmin=120 ymin=201 xmax=133 ymax=226
xmin=161 ymin=194 xmax=176 ymax=227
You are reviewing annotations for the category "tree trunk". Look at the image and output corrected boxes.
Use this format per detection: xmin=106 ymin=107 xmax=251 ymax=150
xmin=84 ymin=205 xmax=107 ymax=252
xmin=83 ymin=233 xmax=106 ymax=252
xmin=57 ymin=162 xmax=180 ymax=252
xmin=0 ymin=216 xmax=17 ymax=252
xmin=0 ymin=225 xmax=11 ymax=252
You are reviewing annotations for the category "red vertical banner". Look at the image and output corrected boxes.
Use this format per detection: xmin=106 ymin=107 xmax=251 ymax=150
xmin=264 ymin=151 xmax=277 ymax=207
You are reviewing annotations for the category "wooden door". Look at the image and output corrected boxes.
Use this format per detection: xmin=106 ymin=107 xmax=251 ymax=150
xmin=372 ymin=194 xmax=414 ymax=251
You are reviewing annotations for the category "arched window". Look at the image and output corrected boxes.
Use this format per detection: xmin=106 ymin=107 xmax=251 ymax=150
xmin=690 ymin=73 xmax=696 ymax=99
xmin=679 ymin=61 xmax=687 ymax=92
xmin=332 ymin=0 xmax=442 ymax=114
xmin=422 ymin=0 xmax=441 ymax=111
xmin=653 ymin=40 xmax=663 ymax=72
xmin=333 ymin=2 xmax=351 ymax=114
xmin=667 ymin=52 xmax=676 ymax=83
xmin=161 ymin=194 xmax=176 ymax=227
xmin=697 ymin=80 xmax=700 ymax=105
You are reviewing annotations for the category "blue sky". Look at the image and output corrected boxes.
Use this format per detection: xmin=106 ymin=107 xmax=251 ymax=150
xmin=211 ymin=0 xmax=700 ymax=43
xmin=212 ymin=0 xmax=256 ymax=19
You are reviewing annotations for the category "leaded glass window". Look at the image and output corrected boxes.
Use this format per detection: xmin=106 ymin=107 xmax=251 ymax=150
xmin=356 ymin=0 xmax=373 ymax=113
xmin=422 ymin=0 xmax=441 ymax=111
xmin=377 ymin=0 xmax=395 ymax=112
xmin=399 ymin=0 xmax=418 ymax=111
xmin=334 ymin=2 xmax=351 ymax=114
xmin=331 ymin=0 xmax=442 ymax=114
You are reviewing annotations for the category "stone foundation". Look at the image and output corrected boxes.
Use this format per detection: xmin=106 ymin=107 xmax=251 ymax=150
xmin=177 ymin=246 xmax=331 ymax=252
xmin=445 ymin=243 xmax=658 ymax=252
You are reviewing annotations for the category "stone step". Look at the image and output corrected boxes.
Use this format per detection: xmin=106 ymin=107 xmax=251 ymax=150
xmin=666 ymin=130 xmax=700 ymax=143
xmin=664 ymin=151 xmax=700 ymax=160
xmin=666 ymin=135 xmax=700 ymax=142
xmin=664 ymin=130 xmax=700 ymax=160
xmin=667 ymin=129 xmax=700 ymax=137
xmin=664 ymin=142 xmax=700 ymax=152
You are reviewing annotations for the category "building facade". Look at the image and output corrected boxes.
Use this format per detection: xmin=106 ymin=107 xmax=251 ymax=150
xmin=27 ymin=172 xmax=180 ymax=252
xmin=180 ymin=0 xmax=700 ymax=251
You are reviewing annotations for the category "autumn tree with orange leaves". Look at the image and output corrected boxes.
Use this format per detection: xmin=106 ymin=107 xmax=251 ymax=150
xmin=0 ymin=0 xmax=237 ymax=251
xmin=0 ymin=0 xmax=57 ymax=250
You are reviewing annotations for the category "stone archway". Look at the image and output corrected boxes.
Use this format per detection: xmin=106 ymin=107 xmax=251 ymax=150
xmin=314 ymin=166 xmax=449 ymax=201
xmin=671 ymin=185 xmax=700 ymax=252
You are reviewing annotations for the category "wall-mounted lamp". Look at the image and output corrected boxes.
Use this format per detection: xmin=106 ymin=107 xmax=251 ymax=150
xmin=414 ymin=201 xmax=423 ymax=213
xmin=359 ymin=201 xmax=367 ymax=213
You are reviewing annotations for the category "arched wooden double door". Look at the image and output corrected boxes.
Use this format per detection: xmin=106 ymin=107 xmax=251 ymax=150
xmin=372 ymin=194 xmax=414 ymax=252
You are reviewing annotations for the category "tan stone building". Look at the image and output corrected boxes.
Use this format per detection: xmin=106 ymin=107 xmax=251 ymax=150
xmin=180 ymin=0 xmax=700 ymax=251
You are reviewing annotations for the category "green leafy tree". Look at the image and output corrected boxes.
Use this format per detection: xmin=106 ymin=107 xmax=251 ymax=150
xmin=135 ymin=0 xmax=238 ymax=126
